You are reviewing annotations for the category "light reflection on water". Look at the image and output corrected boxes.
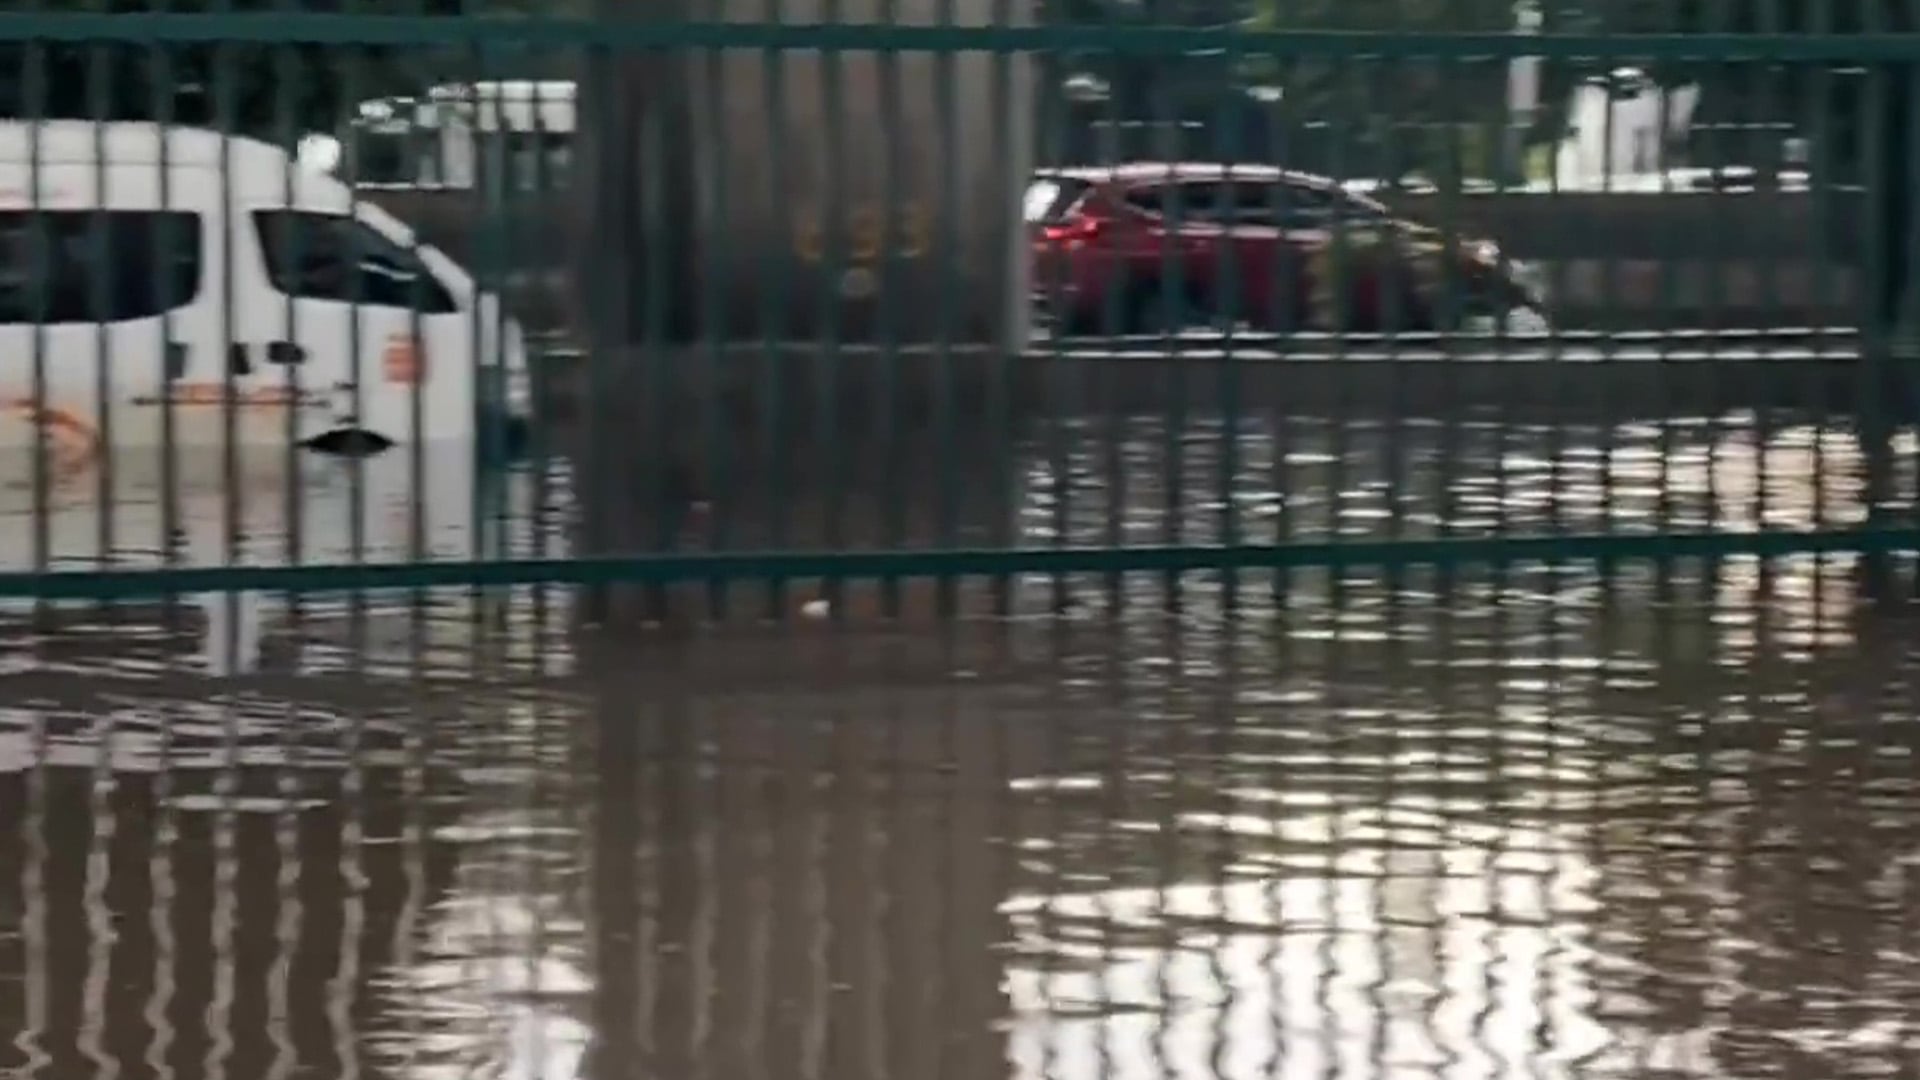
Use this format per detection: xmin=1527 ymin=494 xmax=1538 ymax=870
xmin=0 ymin=412 xmax=1916 ymax=1080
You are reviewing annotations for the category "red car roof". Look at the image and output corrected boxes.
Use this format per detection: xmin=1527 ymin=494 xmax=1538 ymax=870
xmin=1033 ymin=162 xmax=1389 ymax=211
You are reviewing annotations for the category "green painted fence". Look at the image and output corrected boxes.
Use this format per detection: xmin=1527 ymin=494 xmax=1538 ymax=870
xmin=0 ymin=12 xmax=1915 ymax=612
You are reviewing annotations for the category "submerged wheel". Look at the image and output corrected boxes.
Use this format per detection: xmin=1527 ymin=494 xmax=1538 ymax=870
xmin=302 ymin=427 xmax=395 ymax=457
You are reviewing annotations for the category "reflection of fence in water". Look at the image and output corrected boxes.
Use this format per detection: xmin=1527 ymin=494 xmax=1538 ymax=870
xmin=3 ymin=568 xmax=1917 ymax=1078
xmin=0 ymin=686 xmax=472 ymax=1079
xmin=579 ymin=598 xmax=1920 ymax=1080
xmin=1019 ymin=415 xmax=1913 ymax=542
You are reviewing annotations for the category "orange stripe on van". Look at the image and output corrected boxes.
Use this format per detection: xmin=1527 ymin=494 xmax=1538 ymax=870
xmin=383 ymin=334 xmax=425 ymax=385
xmin=4 ymin=398 xmax=101 ymax=479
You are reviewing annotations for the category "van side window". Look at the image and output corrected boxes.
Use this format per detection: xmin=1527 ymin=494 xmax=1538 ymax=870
xmin=252 ymin=210 xmax=458 ymax=314
xmin=0 ymin=210 xmax=202 ymax=325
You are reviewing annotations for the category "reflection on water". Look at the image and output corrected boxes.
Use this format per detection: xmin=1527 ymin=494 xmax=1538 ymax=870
xmin=1 ymin=411 xmax=1918 ymax=1080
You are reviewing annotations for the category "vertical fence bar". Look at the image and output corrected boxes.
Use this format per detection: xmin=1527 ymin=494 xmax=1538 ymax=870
xmin=1428 ymin=100 xmax=1455 ymax=620
xmin=1264 ymin=58 xmax=1293 ymax=609
xmin=1214 ymin=30 xmax=1243 ymax=616
xmin=1155 ymin=91 xmax=1186 ymax=614
xmin=1752 ymin=1 xmax=1785 ymax=582
xmin=988 ymin=0 xmax=1015 ymax=617
xmin=467 ymin=51 xmax=498 ymax=649
xmin=634 ymin=13 xmax=675 ymax=622
xmin=1861 ymin=4 xmax=1893 ymax=600
xmin=579 ymin=31 xmax=607 ymax=624
xmin=147 ymin=4 xmax=181 ymax=640
xmin=815 ymin=0 xmax=848 ymax=619
xmin=1650 ymin=13 xmax=1679 ymax=605
xmin=212 ymin=19 xmax=241 ymax=672
xmin=1323 ymin=55 xmax=1356 ymax=618
xmin=1907 ymin=48 xmax=1920 ymax=581
xmin=26 ymin=21 xmax=47 ymax=607
xmin=1892 ymin=2 xmax=1920 ymax=596
xmin=208 ymin=4 xmax=243 ymax=1074
xmin=1037 ymin=39 xmax=1069 ymax=618
xmin=15 ymin=0 xmax=50 ymax=1067
xmin=274 ymin=18 xmax=301 ymax=659
xmin=1702 ymin=44 xmax=1731 ymax=602
xmin=268 ymin=21 xmax=309 ymax=1005
xmin=87 ymin=17 xmax=111 ymax=587
xmin=759 ymin=0 xmax=792 ymax=620
xmin=528 ymin=69 xmax=559 ymax=651
xmin=1370 ymin=55 xmax=1406 ymax=600
xmin=493 ymin=78 xmax=522 ymax=624
xmin=930 ymin=0 xmax=958 ymax=618
xmin=875 ymin=0 xmax=904 ymax=620
xmin=1094 ymin=55 xmax=1127 ymax=616
xmin=698 ymin=28 xmax=731 ymax=619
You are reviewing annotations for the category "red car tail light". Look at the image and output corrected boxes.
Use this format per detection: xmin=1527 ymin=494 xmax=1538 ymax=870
xmin=1042 ymin=215 xmax=1104 ymax=243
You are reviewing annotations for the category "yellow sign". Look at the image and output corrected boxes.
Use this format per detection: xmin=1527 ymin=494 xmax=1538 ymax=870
xmin=793 ymin=200 xmax=930 ymax=264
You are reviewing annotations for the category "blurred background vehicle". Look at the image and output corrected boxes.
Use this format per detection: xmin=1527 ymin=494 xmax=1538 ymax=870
xmin=1027 ymin=163 xmax=1549 ymax=336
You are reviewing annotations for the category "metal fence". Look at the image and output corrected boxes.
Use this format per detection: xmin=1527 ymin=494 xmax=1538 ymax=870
xmin=1 ymin=9 xmax=1920 ymax=1080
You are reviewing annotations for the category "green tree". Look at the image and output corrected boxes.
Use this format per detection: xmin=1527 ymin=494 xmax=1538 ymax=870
xmin=1239 ymin=0 xmax=1576 ymax=181
xmin=1044 ymin=0 xmax=1246 ymax=125
xmin=0 ymin=0 xmax=468 ymax=140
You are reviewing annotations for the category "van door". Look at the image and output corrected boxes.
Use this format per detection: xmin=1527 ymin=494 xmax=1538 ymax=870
xmin=238 ymin=205 xmax=472 ymax=449
xmin=0 ymin=170 xmax=214 ymax=544
xmin=0 ymin=166 xmax=249 ymax=573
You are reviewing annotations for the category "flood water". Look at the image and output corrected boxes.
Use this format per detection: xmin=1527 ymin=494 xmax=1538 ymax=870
xmin=2 ymin=409 xmax=1919 ymax=1080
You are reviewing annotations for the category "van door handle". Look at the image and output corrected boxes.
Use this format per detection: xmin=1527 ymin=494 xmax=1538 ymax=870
xmin=265 ymin=341 xmax=306 ymax=365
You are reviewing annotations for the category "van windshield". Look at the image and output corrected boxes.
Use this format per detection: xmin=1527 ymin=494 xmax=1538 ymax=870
xmin=253 ymin=210 xmax=458 ymax=314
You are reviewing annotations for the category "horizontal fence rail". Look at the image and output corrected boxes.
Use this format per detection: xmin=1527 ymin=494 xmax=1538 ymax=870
xmin=0 ymin=526 xmax=1914 ymax=600
xmin=3 ymin=16 xmax=1920 ymax=56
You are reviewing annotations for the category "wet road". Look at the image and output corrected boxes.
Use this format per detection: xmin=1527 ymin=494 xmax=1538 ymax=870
xmin=1 ymin=408 xmax=1918 ymax=1080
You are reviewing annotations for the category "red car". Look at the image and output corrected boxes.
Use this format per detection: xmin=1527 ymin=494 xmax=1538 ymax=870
xmin=1027 ymin=163 xmax=1546 ymax=336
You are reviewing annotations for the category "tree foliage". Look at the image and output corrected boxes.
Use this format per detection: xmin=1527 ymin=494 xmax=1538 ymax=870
xmin=1238 ymin=0 xmax=1581 ymax=180
xmin=0 ymin=0 xmax=469 ymax=140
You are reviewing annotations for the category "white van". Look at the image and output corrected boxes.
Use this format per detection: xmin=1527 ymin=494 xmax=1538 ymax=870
xmin=0 ymin=121 xmax=536 ymax=575
xmin=0 ymin=120 xmax=531 ymax=457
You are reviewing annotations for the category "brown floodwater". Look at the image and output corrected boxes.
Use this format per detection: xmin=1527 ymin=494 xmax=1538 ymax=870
xmin=1 ymin=411 xmax=1918 ymax=1080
